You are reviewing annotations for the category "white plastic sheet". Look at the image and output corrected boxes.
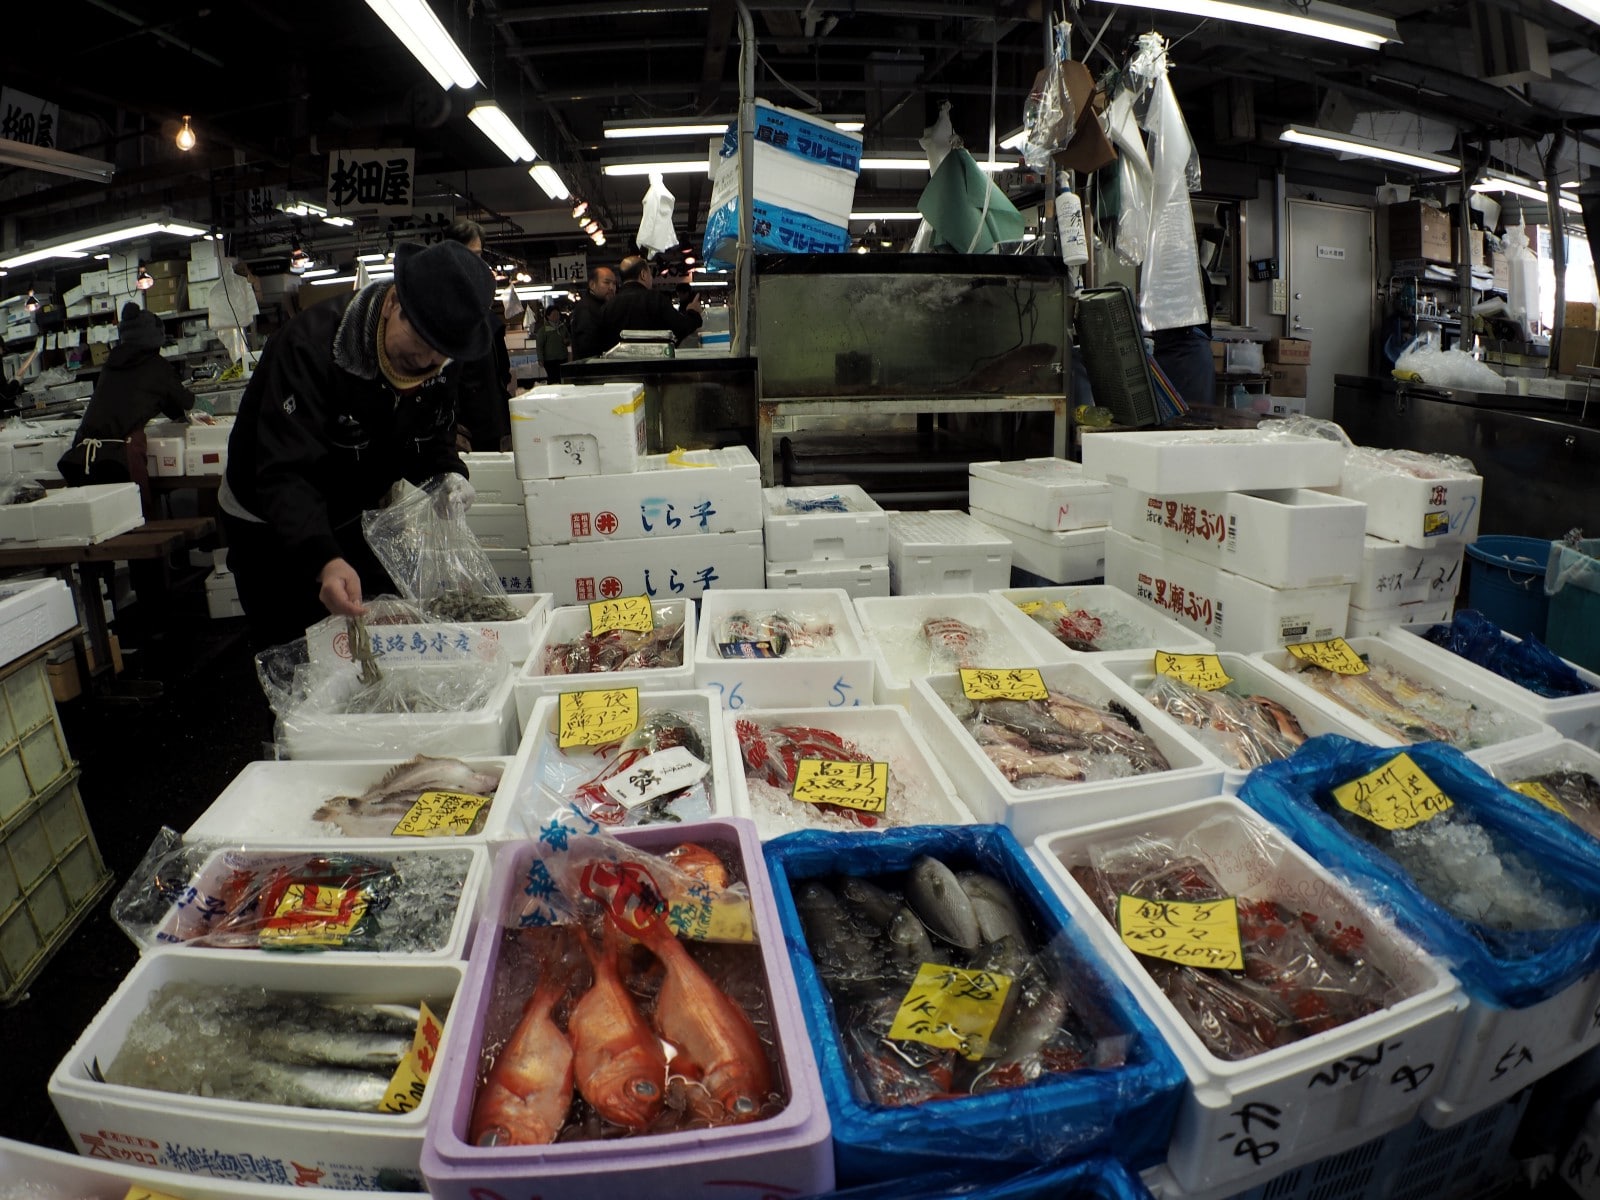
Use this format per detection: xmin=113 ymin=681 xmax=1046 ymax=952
xmin=1131 ymin=34 xmax=1207 ymax=332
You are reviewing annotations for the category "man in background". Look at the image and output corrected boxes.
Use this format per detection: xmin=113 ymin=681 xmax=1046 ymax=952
xmin=445 ymin=219 xmax=514 ymax=450
xmin=567 ymin=263 xmax=618 ymax=361
xmin=599 ymin=255 xmax=701 ymax=352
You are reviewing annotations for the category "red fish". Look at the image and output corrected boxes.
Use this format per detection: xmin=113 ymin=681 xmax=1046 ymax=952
xmin=734 ymin=721 xmax=881 ymax=828
xmin=567 ymin=925 xmax=668 ymax=1130
xmin=468 ymin=974 xmax=573 ymax=1146
xmin=664 ymin=842 xmax=730 ymax=891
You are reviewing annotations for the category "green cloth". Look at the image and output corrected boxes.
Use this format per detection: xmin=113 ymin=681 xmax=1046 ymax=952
xmin=917 ymin=148 xmax=1025 ymax=254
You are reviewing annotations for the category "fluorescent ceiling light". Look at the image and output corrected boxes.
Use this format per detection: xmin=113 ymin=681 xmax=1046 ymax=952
xmin=1000 ymin=127 xmax=1027 ymax=151
xmin=606 ymin=121 xmax=730 ymax=140
xmin=1474 ymin=171 xmax=1583 ymax=214
xmin=1089 ymin=0 xmax=1398 ymax=47
xmin=1550 ymin=0 xmax=1600 ymax=22
xmin=469 ymin=102 xmax=538 ymax=163
xmin=315 ymin=275 xmax=359 ymax=285
xmin=1280 ymin=124 xmax=1458 ymax=174
xmin=93 ymin=253 xmax=111 ymax=260
xmin=861 ymin=157 xmax=1012 ymax=173
xmin=364 ymin=0 xmax=480 ymax=89
xmin=300 ymin=267 xmax=340 ymax=278
xmin=529 ymin=163 xmax=570 ymax=200
xmin=1563 ymin=180 xmax=1582 ymax=189
xmin=0 ymin=138 xmax=116 ymax=184
xmin=833 ymin=120 xmax=864 ymax=133
xmin=356 ymin=252 xmax=389 ymax=262
xmin=601 ymin=160 xmax=709 ymax=177
xmin=323 ymin=215 xmax=355 ymax=227
xmin=850 ymin=211 xmax=923 ymax=221
xmin=0 ymin=217 xmax=207 ymax=270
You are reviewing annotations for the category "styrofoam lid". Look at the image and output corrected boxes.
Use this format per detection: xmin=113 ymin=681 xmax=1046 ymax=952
xmin=889 ymin=509 xmax=1012 ymax=549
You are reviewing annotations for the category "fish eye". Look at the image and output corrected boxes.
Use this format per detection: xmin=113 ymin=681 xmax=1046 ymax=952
xmin=476 ymin=1128 xmax=507 ymax=1147
xmin=633 ymin=1079 xmax=659 ymax=1098
xmin=733 ymin=1095 xmax=757 ymax=1114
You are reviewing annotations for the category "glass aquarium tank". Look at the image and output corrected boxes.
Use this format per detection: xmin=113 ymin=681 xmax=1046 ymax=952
xmin=754 ymin=254 xmax=1070 ymax=398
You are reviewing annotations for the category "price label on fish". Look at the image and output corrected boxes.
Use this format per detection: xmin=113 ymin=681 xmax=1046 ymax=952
xmin=1333 ymin=752 xmax=1453 ymax=831
xmin=1117 ymin=895 xmax=1244 ymax=970
xmin=558 ymin=687 xmax=639 ymax=748
xmin=1286 ymin=637 xmax=1368 ymax=675
xmin=259 ymin=884 xmax=370 ymax=948
xmin=791 ymin=758 xmax=889 ymax=814
xmin=1512 ymin=779 xmax=1569 ymax=817
xmin=602 ymin=746 xmax=710 ymax=809
xmin=589 ymin=594 xmax=654 ymax=635
xmin=124 ymin=1190 xmax=187 ymax=1200
xmin=960 ymin=667 xmax=1048 ymax=701
xmin=380 ymin=1000 xmax=442 ymax=1114
xmin=1016 ymin=599 xmax=1068 ymax=616
xmin=391 ymin=789 xmax=492 ymax=837
xmin=1153 ymin=651 xmax=1232 ymax=691
xmin=887 ymin=962 xmax=1015 ymax=1060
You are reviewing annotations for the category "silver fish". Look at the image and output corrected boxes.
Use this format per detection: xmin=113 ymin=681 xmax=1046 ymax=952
xmin=887 ymin=904 xmax=935 ymax=963
xmin=841 ymin=877 xmax=902 ymax=930
xmin=238 ymin=1061 xmax=396 ymax=1112
xmin=957 ymin=872 xmax=1028 ymax=945
xmin=907 ymin=856 xmax=981 ymax=951
xmin=254 ymin=1027 xmax=411 ymax=1070
xmin=314 ymin=755 xmax=504 ymax=836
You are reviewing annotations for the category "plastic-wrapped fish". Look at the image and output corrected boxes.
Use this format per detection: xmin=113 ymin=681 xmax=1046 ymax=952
xmin=572 ymin=708 xmax=710 ymax=826
xmin=1140 ymin=676 xmax=1307 ymax=770
xmin=948 ymin=687 xmax=1170 ymax=787
xmin=1289 ymin=658 xmax=1463 ymax=744
xmin=314 ymin=755 xmax=503 ymax=836
xmin=734 ymin=721 xmax=890 ymax=827
xmin=543 ymin=622 xmax=686 ymax=675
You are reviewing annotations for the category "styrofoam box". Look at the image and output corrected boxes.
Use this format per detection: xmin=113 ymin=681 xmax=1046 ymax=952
xmin=460 ymin=451 xmax=521 ymax=504
xmin=762 ymin=483 xmax=889 ymax=562
xmin=855 ymin=592 xmax=1043 ymax=706
xmin=1329 ymin=458 xmax=1482 ymax=549
xmin=532 ymin=529 xmax=764 ymax=606
xmin=1563 ymin=1097 xmax=1600 ymax=1200
xmin=11 ymin=439 xmax=69 ymax=480
xmin=1109 ymin=486 xmax=1366 ymax=589
xmin=184 ymin=419 xmax=233 ymax=449
xmin=1345 ymin=597 xmax=1454 ymax=639
xmin=515 ymin=598 xmax=696 ymax=729
xmin=282 ymin=665 xmax=519 ymax=760
xmin=888 ymin=509 xmax=1012 ymax=595
xmin=306 ymin=593 xmax=551 ymax=669
xmin=1352 ymin=535 xmax=1465 ymax=609
xmin=908 ymin=661 xmax=1227 ymax=842
xmin=462 ymin=503 xmax=528 ymax=550
xmin=0 ymin=578 xmax=77 ymax=664
xmin=1031 ymin=796 xmax=1467 ymax=1194
xmin=508 ymin=382 xmax=648 ymax=480
xmin=0 ymin=498 xmax=37 ymax=542
xmin=765 ymin=557 xmax=890 ymax=599
xmin=524 ymin=445 xmax=761 ymax=545
xmin=968 ymin=457 xmax=1112 ymax=532
xmin=723 ymin=704 xmax=973 ymax=839
xmin=205 ymin=569 xmax=243 ymax=620
xmin=1105 ymin=528 xmax=1350 ymax=653
xmin=695 ymin=588 xmax=874 ymax=710
xmin=993 ymin=584 xmax=1216 ymax=662
xmin=1080 ymin=429 xmax=1345 ymax=494
xmin=969 ymin=507 xmax=1105 ymax=584
xmin=483 ymin=548 xmax=535 ymax=595
xmin=1252 ymin=635 xmax=1560 ymax=759
xmin=184 ymin=446 xmax=226 ymax=476
xmin=145 ymin=435 xmax=185 ymax=477
xmin=49 ymin=955 xmax=465 ymax=1190
xmin=29 ymin=483 xmax=142 ymax=543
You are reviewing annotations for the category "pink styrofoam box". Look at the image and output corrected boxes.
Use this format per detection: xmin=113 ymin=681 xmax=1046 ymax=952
xmin=854 ymin=591 xmax=1043 ymax=707
xmin=420 ymin=818 xmax=833 ymax=1200
xmin=695 ymin=588 xmax=874 ymax=711
xmin=761 ymin=484 xmax=889 ymax=563
xmin=1032 ymin=796 xmax=1468 ymax=1195
xmin=48 ymin=955 xmax=467 ymax=1191
xmin=305 ymin=593 xmax=552 ymax=669
xmin=1080 ymin=428 xmax=1344 ymax=494
xmin=992 ymin=583 xmax=1216 ymax=664
xmin=967 ymin=457 xmax=1112 ymax=533
xmin=907 ymin=659 xmax=1228 ymax=842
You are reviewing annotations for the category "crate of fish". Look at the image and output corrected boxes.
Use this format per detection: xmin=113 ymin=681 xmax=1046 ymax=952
xmin=305 ymin=593 xmax=553 ymax=669
xmin=1479 ymin=738 xmax=1600 ymax=846
xmin=1034 ymin=794 xmax=1467 ymax=1195
xmin=695 ymin=588 xmax=876 ymax=711
xmin=762 ymin=484 xmax=890 ymax=564
xmin=1240 ymin=737 xmax=1600 ymax=1127
xmin=762 ymin=822 xmax=1185 ymax=1186
xmin=909 ymin=660 xmax=1228 ymax=842
xmin=1254 ymin=635 xmax=1560 ymax=761
xmin=992 ymin=584 xmax=1215 ymax=663
xmin=47 ymin=954 xmax=466 ymax=1190
xmin=186 ymin=754 xmax=515 ymax=843
xmin=854 ymin=593 xmax=1046 ymax=707
xmin=420 ymin=818 xmax=833 ymax=1200
xmin=506 ymin=688 xmax=731 ymax=833
xmin=515 ymin=598 xmax=696 ymax=730
xmin=725 ymin=705 xmax=975 ymax=840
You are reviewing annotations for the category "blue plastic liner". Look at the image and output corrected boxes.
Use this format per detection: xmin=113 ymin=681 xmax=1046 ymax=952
xmin=1421 ymin=609 xmax=1596 ymax=699
xmin=763 ymin=824 xmax=1185 ymax=1187
xmin=797 ymin=1154 xmax=1154 ymax=1199
xmin=1239 ymin=736 xmax=1600 ymax=1009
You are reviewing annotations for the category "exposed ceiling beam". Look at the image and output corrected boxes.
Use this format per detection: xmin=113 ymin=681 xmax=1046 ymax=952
xmin=80 ymin=0 xmax=225 ymax=68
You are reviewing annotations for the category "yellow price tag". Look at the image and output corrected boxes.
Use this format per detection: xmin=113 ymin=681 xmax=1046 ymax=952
xmin=1287 ymin=637 xmax=1368 ymax=674
xmin=960 ymin=667 xmax=1048 ymax=701
xmin=887 ymin=962 xmax=1014 ymax=1060
xmin=1423 ymin=512 xmax=1449 ymax=536
xmin=667 ymin=895 xmax=757 ymax=943
xmin=791 ymin=758 xmax=889 ymax=814
xmin=124 ymin=1189 xmax=187 ymax=1200
xmin=259 ymin=884 xmax=369 ymax=948
xmin=391 ymin=790 xmax=491 ymax=837
xmin=1117 ymin=894 xmax=1244 ymax=970
xmin=380 ymin=1000 xmax=442 ymax=1114
xmin=589 ymin=595 xmax=654 ymax=635
xmin=558 ymin=687 xmax=639 ymax=748
xmin=1512 ymin=779 xmax=1569 ymax=817
xmin=1016 ymin=600 xmax=1067 ymax=617
xmin=1333 ymin=752 xmax=1454 ymax=831
xmin=1154 ymin=651 xmax=1233 ymax=691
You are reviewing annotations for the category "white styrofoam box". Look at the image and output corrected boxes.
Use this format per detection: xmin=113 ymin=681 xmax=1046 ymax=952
xmin=462 ymin=503 xmax=528 ymax=550
xmin=144 ymin=418 xmax=189 ymax=441
xmin=524 ymin=445 xmax=760 ymax=545
xmin=483 ymin=548 xmax=535 ymax=594
xmin=695 ymin=588 xmax=874 ymax=711
xmin=28 ymin=483 xmax=142 ymax=543
xmin=1105 ymin=529 xmax=1350 ymax=653
xmin=968 ymin=508 xmax=1105 ymax=584
xmin=80 ymin=269 xmax=109 ymax=295
xmin=762 ymin=483 xmax=889 ymax=562
xmin=508 ymin=382 xmax=648 ymax=480
xmin=0 ymin=578 xmax=76 ymax=663
xmin=186 ymin=281 xmax=215 ymax=310
xmin=306 ymin=593 xmax=551 ymax=669
xmin=184 ymin=445 xmax=226 ymax=476
xmin=722 ymin=704 xmax=973 ymax=840
xmin=460 ymin=451 xmax=521 ymax=505
xmin=61 ymin=284 xmax=86 ymax=306
xmin=908 ymin=660 xmax=1227 ymax=842
xmin=1345 ymin=598 xmax=1454 ymax=639
xmin=188 ymin=237 xmax=222 ymax=283
xmin=1031 ymin=796 xmax=1466 ymax=1194
xmin=1109 ymin=486 xmax=1366 ymax=589
xmin=515 ymin=598 xmax=696 ymax=729
xmin=205 ymin=568 xmax=243 ymax=620
xmin=145 ymin=435 xmax=185 ymax=477
xmin=854 ymin=592 xmax=1044 ymax=707
xmin=888 ymin=509 xmax=1012 ymax=595
xmin=48 ymin=954 xmax=465 ymax=1191
xmin=0 ymin=498 xmax=37 ymax=542
xmin=1352 ymin=535 xmax=1465 ymax=609
xmin=11 ymin=438 xmax=70 ymax=480
xmin=282 ymin=664 xmax=518 ymax=761
xmin=532 ymin=529 xmax=764 ymax=606
xmin=1253 ymin=634 xmax=1560 ymax=759
xmin=1080 ymin=428 xmax=1345 ymax=494
xmin=1329 ymin=455 xmax=1483 ymax=549
xmin=968 ymin=457 xmax=1112 ymax=532
xmin=184 ymin=418 xmax=233 ymax=449
xmin=993 ymin=584 xmax=1216 ymax=662
xmin=765 ymin=557 xmax=890 ymax=599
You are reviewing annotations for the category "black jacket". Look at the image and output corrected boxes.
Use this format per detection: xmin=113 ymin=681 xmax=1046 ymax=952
xmin=568 ymin=291 xmax=611 ymax=361
xmin=598 ymin=281 xmax=702 ymax=352
xmin=70 ymin=343 xmax=192 ymax=454
xmin=455 ymin=312 xmax=512 ymax=452
xmin=224 ymin=283 xmax=466 ymax=580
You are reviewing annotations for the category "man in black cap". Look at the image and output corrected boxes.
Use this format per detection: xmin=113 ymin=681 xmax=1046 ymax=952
xmin=221 ymin=239 xmax=495 ymax=646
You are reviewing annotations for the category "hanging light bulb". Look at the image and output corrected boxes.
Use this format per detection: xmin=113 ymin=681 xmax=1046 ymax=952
xmin=25 ymin=288 xmax=38 ymax=312
xmin=580 ymin=218 xmax=598 ymax=234
xmin=175 ymin=115 xmax=197 ymax=152
xmin=289 ymin=247 xmax=310 ymax=274
xmin=135 ymin=269 xmax=154 ymax=291
xmin=571 ymin=200 xmax=588 ymax=220
xmin=592 ymin=232 xmax=606 ymax=246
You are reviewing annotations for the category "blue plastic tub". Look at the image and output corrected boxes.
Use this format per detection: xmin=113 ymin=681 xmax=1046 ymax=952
xmin=1464 ymin=535 xmax=1551 ymax=642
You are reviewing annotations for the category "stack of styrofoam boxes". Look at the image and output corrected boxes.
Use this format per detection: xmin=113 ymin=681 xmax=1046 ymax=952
xmin=517 ymin=382 xmax=763 ymax=604
xmin=1088 ymin=429 xmax=1359 ymax=652
xmin=144 ymin=418 xmax=187 ymax=478
xmin=461 ymin=451 xmax=532 ymax=593
xmin=184 ymin=416 xmax=233 ymax=477
xmin=967 ymin=458 xmax=1112 ymax=584
xmin=0 ymin=484 xmax=144 ymax=546
xmin=762 ymin=484 xmax=889 ymax=599
xmin=186 ymin=238 xmax=222 ymax=311
xmin=886 ymin=509 xmax=1012 ymax=595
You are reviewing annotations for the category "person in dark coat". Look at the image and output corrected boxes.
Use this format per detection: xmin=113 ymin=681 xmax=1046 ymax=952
xmin=567 ymin=264 xmax=618 ymax=361
xmin=598 ymin=256 xmax=702 ymax=353
xmin=444 ymin=220 xmax=513 ymax=451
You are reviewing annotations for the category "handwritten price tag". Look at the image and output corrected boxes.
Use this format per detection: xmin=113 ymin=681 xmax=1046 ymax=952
xmin=602 ymin=746 xmax=709 ymax=809
xmin=887 ymin=962 xmax=1014 ymax=1060
xmin=1512 ymin=779 xmax=1569 ymax=817
xmin=381 ymin=1000 xmax=442 ymax=1113
xmin=125 ymin=1189 xmax=187 ymax=1200
xmin=589 ymin=594 xmax=654 ymax=635
xmin=792 ymin=758 xmax=889 ymax=814
xmin=1016 ymin=599 xmax=1068 ymax=617
xmin=392 ymin=790 xmax=491 ymax=837
xmin=259 ymin=884 xmax=369 ymax=948
xmin=1287 ymin=637 xmax=1368 ymax=675
xmin=558 ymin=688 xmax=639 ymax=748
xmin=960 ymin=667 xmax=1048 ymax=701
xmin=1333 ymin=752 xmax=1454 ymax=831
xmin=1154 ymin=651 xmax=1233 ymax=691
xmin=1117 ymin=894 xmax=1244 ymax=970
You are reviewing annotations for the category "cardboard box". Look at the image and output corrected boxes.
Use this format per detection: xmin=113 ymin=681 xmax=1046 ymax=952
xmin=523 ymin=446 xmax=761 ymax=545
xmin=187 ymin=239 xmax=221 ymax=284
xmin=1264 ymin=337 xmax=1312 ymax=365
xmin=187 ymin=281 xmax=215 ymax=311
xmin=1566 ymin=302 xmax=1599 ymax=331
xmin=1469 ymin=230 xmax=1485 ymax=269
xmin=89 ymin=344 xmax=110 ymax=366
xmin=144 ymin=259 xmax=185 ymax=280
xmin=88 ymin=296 xmax=114 ymax=316
xmin=1560 ymin=328 xmax=1600 ymax=377
xmin=61 ymin=285 xmax=86 ymax=307
xmin=1267 ymin=363 xmax=1308 ymax=397
xmin=1388 ymin=200 xmax=1452 ymax=263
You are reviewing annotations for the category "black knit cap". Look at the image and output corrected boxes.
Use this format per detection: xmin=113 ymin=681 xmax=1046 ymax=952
xmin=392 ymin=240 xmax=495 ymax=360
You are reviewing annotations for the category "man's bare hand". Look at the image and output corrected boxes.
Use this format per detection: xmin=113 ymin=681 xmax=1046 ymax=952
xmin=318 ymin=558 xmax=367 ymax=617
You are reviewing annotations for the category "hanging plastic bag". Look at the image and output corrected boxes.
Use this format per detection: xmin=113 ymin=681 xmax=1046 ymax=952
xmin=1129 ymin=34 xmax=1206 ymax=332
xmin=636 ymin=172 xmax=680 ymax=254
xmin=1503 ymin=223 xmax=1542 ymax=339
xmin=1022 ymin=24 xmax=1076 ymax=173
xmin=362 ymin=475 xmax=521 ymax=622
xmin=1105 ymin=90 xmax=1152 ymax=268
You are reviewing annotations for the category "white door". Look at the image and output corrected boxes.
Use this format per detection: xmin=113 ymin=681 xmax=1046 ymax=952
xmin=1287 ymin=200 xmax=1376 ymax=418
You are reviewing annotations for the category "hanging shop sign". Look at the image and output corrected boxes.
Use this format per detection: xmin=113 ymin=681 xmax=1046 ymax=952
xmin=549 ymin=252 xmax=588 ymax=285
xmin=326 ymin=147 xmax=416 ymax=215
xmin=1 ymin=87 xmax=59 ymax=148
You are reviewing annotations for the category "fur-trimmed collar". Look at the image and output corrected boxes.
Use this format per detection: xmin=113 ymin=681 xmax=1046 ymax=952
xmin=331 ymin=281 xmax=393 ymax=379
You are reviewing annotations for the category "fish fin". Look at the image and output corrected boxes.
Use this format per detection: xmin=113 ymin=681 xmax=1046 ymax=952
xmin=368 ymin=754 xmax=440 ymax=794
